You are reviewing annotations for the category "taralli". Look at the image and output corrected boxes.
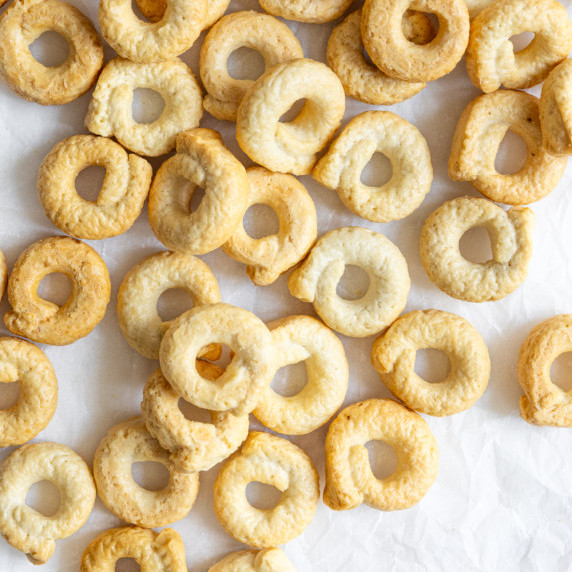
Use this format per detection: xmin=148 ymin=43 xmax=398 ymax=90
xmin=0 ymin=337 xmax=58 ymax=447
xmin=142 ymin=365 xmax=249 ymax=472
xmin=371 ymin=310 xmax=490 ymax=416
xmin=4 ymin=236 xmax=111 ymax=345
xmin=98 ymin=0 xmax=205 ymax=63
xmin=213 ymin=431 xmax=319 ymax=547
xmin=80 ymin=526 xmax=187 ymax=572
xmin=236 ymin=58 xmax=345 ymax=175
xmin=159 ymin=303 xmax=276 ymax=416
xmin=518 ymin=315 xmax=572 ymax=427
xmin=253 ymin=316 xmax=348 ymax=435
xmin=288 ymin=227 xmax=410 ymax=338
xmin=135 ymin=0 xmax=230 ymax=29
xmin=449 ymin=90 xmax=567 ymax=205
xmin=0 ymin=249 xmax=6 ymax=301
xmin=361 ymin=0 xmax=469 ymax=83
xmin=466 ymin=0 xmax=572 ymax=92
xmin=93 ymin=417 xmax=199 ymax=528
xmin=324 ymin=399 xmax=439 ymax=511
xmin=0 ymin=0 xmax=104 ymax=105
xmin=85 ymin=57 xmax=203 ymax=157
xmin=208 ymin=548 xmax=297 ymax=572
xmin=313 ymin=110 xmax=433 ymax=223
xmin=37 ymin=135 xmax=152 ymax=240
xmin=419 ymin=196 xmax=535 ymax=303
xmin=222 ymin=167 xmax=317 ymax=286
xmin=464 ymin=0 xmax=495 ymax=19
xmin=117 ymin=251 xmax=221 ymax=359
xmin=259 ymin=0 xmax=352 ymax=23
xmin=200 ymin=11 xmax=303 ymax=122
xmin=148 ymin=129 xmax=249 ymax=255
xmin=0 ymin=442 xmax=96 ymax=565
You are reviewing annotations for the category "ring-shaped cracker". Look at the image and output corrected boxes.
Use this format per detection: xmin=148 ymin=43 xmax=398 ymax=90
xmin=466 ymin=0 xmax=572 ymax=93
xmin=449 ymin=90 xmax=567 ymax=205
xmin=214 ymin=431 xmax=319 ymax=548
xmin=4 ymin=236 xmax=111 ymax=345
xmin=313 ymin=110 xmax=433 ymax=223
xmin=208 ymin=548 xmax=297 ymax=572
xmin=0 ymin=0 xmax=104 ymax=105
xmin=93 ymin=417 xmax=199 ymax=528
xmin=135 ymin=0 xmax=229 ymax=30
xmin=222 ymin=167 xmax=317 ymax=286
xmin=259 ymin=0 xmax=352 ymax=23
xmin=236 ymin=58 xmax=345 ymax=176
xmin=324 ymin=399 xmax=439 ymax=511
xmin=371 ymin=310 xmax=490 ymax=416
xmin=118 ymin=251 xmax=221 ymax=359
xmin=361 ymin=0 xmax=469 ymax=83
xmin=0 ymin=442 xmax=96 ymax=565
xmin=288 ymin=227 xmax=410 ymax=338
xmin=85 ymin=57 xmax=203 ymax=157
xmin=38 ymin=135 xmax=152 ymax=240
xmin=0 ymin=249 xmax=6 ymax=301
xmin=200 ymin=11 xmax=303 ymax=122
xmin=419 ymin=196 xmax=534 ymax=303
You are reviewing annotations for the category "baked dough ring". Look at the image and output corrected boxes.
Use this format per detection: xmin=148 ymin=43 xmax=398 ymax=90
xmin=419 ymin=196 xmax=534 ymax=303
xmin=85 ymin=57 xmax=203 ymax=157
xmin=200 ymin=11 xmax=303 ymax=122
xmin=313 ymin=110 xmax=433 ymax=223
xmin=324 ymin=399 xmax=439 ymax=511
xmin=142 ymin=365 xmax=249 ymax=472
xmin=222 ymin=167 xmax=317 ymax=286
xmin=0 ymin=337 xmax=58 ymax=446
xmin=93 ymin=417 xmax=199 ymax=528
xmin=518 ymin=315 xmax=572 ymax=427
xmin=361 ymin=0 xmax=469 ymax=83
xmin=117 ymin=251 xmax=221 ymax=359
xmin=208 ymin=548 xmax=297 ymax=572
xmin=98 ymin=0 xmax=205 ymax=63
xmin=214 ymin=431 xmax=319 ymax=548
xmin=0 ymin=442 xmax=96 ymax=565
xmin=259 ymin=0 xmax=352 ymax=23
xmin=371 ymin=310 xmax=490 ymax=416
xmin=449 ymin=90 xmax=567 ymax=205
xmin=0 ymin=249 xmax=6 ymax=301
xmin=148 ymin=128 xmax=249 ymax=255
xmin=160 ymin=303 xmax=276 ymax=416
xmin=37 ymin=135 xmax=152 ymax=240
xmin=4 ymin=236 xmax=111 ymax=345
xmin=135 ymin=0 xmax=229 ymax=30
xmin=466 ymin=0 xmax=572 ymax=93
xmin=288 ymin=227 xmax=410 ymax=338
xmin=236 ymin=58 xmax=345 ymax=176
xmin=0 ymin=0 xmax=104 ymax=105
xmin=80 ymin=526 xmax=187 ymax=572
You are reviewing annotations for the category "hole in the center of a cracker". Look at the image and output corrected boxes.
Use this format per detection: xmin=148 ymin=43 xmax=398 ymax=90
xmin=131 ymin=461 xmax=170 ymax=491
xmin=26 ymin=480 xmax=61 ymax=517
xmin=132 ymin=88 xmax=165 ymax=124
xmin=271 ymin=361 xmax=308 ymax=398
xmin=360 ymin=152 xmax=393 ymax=188
xmin=509 ymin=31 xmax=535 ymax=53
xmin=246 ymin=482 xmax=282 ymax=510
xmin=336 ymin=265 xmax=370 ymax=301
xmin=115 ymin=557 xmax=142 ymax=572
xmin=550 ymin=351 xmax=572 ymax=392
xmin=0 ymin=381 xmax=20 ymax=410
xmin=280 ymin=99 xmax=306 ymax=123
xmin=157 ymin=288 xmax=194 ymax=322
xmin=37 ymin=272 xmax=73 ymax=307
xmin=209 ymin=344 xmax=234 ymax=372
xmin=228 ymin=47 xmax=266 ymax=81
xmin=187 ymin=186 xmax=205 ymax=214
xmin=29 ymin=32 xmax=69 ymax=67
xmin=365 ymin=440 xmax=398 ymax=480
xmin=402 ymin=11 xmax=439 ymax=45
xmin=243 ymin=204 xmax=280 ymax=239
xmin=75 ymin=166 xmax=107 ymax=202
xmin=177 ymin=398 xmax=213 ymax=423
xmin=414 ymin=348 xmax=451 ymax=384
xmin=495 ymin=130 xmax=528 ymax=175
xmin=459 ymin=226 xmax=494 ymax=264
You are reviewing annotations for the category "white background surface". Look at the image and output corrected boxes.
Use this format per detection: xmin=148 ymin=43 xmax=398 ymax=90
xmin=1 ymin=0 xmax=572 ymax=570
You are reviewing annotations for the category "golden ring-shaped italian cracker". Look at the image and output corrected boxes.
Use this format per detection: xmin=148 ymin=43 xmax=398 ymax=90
xmin=222 ymin=167 xmax=317 ymax=286
xmin=361 ymin=0 xmax=469 ymax=83
xmin=313 ymin=110 xmax=433 ymax=223
xmin=0 ymin=442 xmax=96 ymax=565
xmin=236 ymin=58 xmax=345 ymax=176
xmin=149 ymin=129 xmax=249 ymax=255
xmin=0 ymin=0 xmax=104 ymax=105
xmin=98 ymin=0 xmax=205 ymax=63
xmin=259 ymin=0 xmax=352 ymax=23
xmin=93 ymin=417 xmax=199 ymax=528
xmin=85 ymin=57 xmax=203 ymax=157
xmin=0 ymin=249 xmax=6 ymax=301
xmin=142 ymin=366 xmax=249 ymax=472
xmin=371 ymin=310 xmax=490 ymax=416
xmin=208 ymin=548 xmax=297 ymax=572
xmin=288 ymin=227 xmax=410 ymax=338
xmin=518 ymin=315 xmax=572 ymax=427
xmin=449 ymin=90 xmax=567 ymax=205
xmin=420 ymin=196 xmax=534 ymax=303
xmin=4 ymin=236 xmax=111 ymax=345
xmin=135 ymin=0 xmax=229 ymax=30
xmin=214 ymin=431 xmax=319 ymax=547
xmin=118 ymin=251 xmax=221 ymax=360
xmin=160 ymin=303 xmax=276 ymax=416
xmin=0 ymin=337 xmax=58 ymax=446
xmin=37 ymin=135 xmax=152 ymax=240
xmin=200 ymin=11 xmax=303 ymax=122
xmin=324 ymin=399 xmax=439 ymax=511
xmin=466 ymin=0 xmax=572 ymax=92
xmin=80 ymin=526 xmax=187 ymax=572
xmin=253 ymin=316 xmax=348 ymax=435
